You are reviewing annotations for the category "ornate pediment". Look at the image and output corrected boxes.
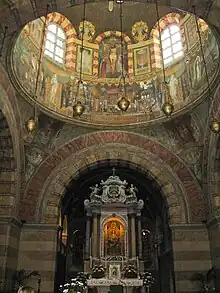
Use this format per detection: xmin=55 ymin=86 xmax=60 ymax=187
xmin=85 ymin=168 xmax=140 ymax=206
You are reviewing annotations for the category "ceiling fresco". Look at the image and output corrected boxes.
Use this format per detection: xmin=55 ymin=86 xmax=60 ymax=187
xmin=10 ymin=2 xmax=219 ymax=127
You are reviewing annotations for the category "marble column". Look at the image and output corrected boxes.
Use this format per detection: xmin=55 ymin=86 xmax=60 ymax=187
xmin=137 ymin=215 xmax=142 ymax=259
xmin=92 ymin=213 xmax=98 ymax=258
xmin=131 ymin=214 xmax=136 ymax=258
xmin=85 ymin=214 xmax=91 ymax=259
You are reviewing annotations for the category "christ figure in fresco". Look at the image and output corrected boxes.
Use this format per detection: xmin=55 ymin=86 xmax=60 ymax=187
xmin=99 ymin=46 xmax=122 ymax=78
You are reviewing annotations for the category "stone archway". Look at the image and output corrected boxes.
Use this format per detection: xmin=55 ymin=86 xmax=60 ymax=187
xmin=22 ymin=131 xmax=205 ymax=224
xmin=0 ymin=64 xmax=24 ymax=292
xmin=203 ymin=82 xmax=220 ymax=218
xmin=0 ymin=64 xmax=24 ymax=218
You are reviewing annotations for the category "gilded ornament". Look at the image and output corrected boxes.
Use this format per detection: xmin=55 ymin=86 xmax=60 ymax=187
xmin=79 ymin=20 xmax=95 ymax=42
xmin=132 ymin=21 xmax=149 ymax=42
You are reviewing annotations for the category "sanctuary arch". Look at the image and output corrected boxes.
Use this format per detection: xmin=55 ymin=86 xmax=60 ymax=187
xmin=21 ymin=131 xmax=206 ymax=224
xmin=0 ymin=130 xmax=213 ymax=293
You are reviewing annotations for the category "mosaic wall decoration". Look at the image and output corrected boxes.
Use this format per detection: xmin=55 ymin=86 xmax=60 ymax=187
xmin=132 ymin=21 xmax=149 ymax=43
xmin=11 ymin=12 xmax=219 ymax=126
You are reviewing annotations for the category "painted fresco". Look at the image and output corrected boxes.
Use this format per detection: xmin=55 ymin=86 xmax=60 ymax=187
xmin=98 ymin=36 xmax=128 ymax=78
xmin=12 ymin=13 xmax=219 ymax=126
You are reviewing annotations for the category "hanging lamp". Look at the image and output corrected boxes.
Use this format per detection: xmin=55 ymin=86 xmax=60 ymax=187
xmin=155 ymin=0 xmax=174 ymax=117
xmin=72 ymin=0 xmax=87 ymax=117
xmin=26 ymin=4 xmax=50 ymax=133
xmin=117 ymin=1 xmax=130 ymax=112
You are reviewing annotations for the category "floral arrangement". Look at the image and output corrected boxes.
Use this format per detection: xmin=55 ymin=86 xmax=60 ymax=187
xmin=59 ymin=272 xmax=88 ymax=293
xmin=141 ymin=272 xmax=156 ymax=287
xmin=91 ymin=264 xmax=105 ymax=278
xmin=123 ymin=265 xmax=138 ymax=278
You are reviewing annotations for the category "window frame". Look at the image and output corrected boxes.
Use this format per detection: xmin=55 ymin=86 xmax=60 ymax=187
xmin=161 ymin=23 xmax=184 ymax=67
xmin=44 ymin=22 xmax=66 ymax=65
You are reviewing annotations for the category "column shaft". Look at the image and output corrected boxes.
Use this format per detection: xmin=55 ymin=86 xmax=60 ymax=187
xmin=137 ymin=216 xmax=142 ymax=259
xmin=131 ymin=215 xmax=136 ymax=258
xmin=85 ymin=216 xmax=91 ymax=259
xmin=92 ymin=214 xmax=98 ymax=258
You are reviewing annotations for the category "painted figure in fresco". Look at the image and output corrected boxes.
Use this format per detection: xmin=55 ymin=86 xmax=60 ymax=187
xmin=105 ymin=221 xmax=123 ymax=256
xmin=77 ymin=47 xmax=92 ymax=74
xmin=136 ymin=48 xmax=148 ymax=69
xmin=99 ymin=46 xmax=122 ymax=78
xmin=50 ymin=74 xmax=59 ymax=104
xmin=40 ymin=71 xmax=46 ymax=98
xmin=61 ymin=81 xmax=75 ymax=108
xmin=168 ymin=75 xmax=179 ymax=104
xmin=194 ymin=56 xmax=202 ymax=83
xmin=25 ymin=52 xmax=37 ymax=86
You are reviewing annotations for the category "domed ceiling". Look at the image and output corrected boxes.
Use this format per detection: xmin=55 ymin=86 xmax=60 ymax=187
xmin=10 ymin=1 xmax=219 ymax=127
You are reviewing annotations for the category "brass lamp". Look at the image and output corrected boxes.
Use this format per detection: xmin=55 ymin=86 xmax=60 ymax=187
xmin=73 ymin=101 xmax=85 ymax=117
xmin=118 ymin=96 xmax=130 ymax=112
xmin=210 ymin=119 xmax=220 ymax=134
xmin=72 ymin=0 xmax=87 ymax=117
xmin=162 ymin=82 xmax=174 ymax=117
xmin=26 ymin=117 xmax=37 ymax=133
xmin=25 ymin=5 xmax=49 ymax=134
xmin=117 ymin=1 xmax=130 ymax=112
xmin=155 ymin=0 xmax=174 ymax=118
xmin=162 ymin=101 xmax=174 ymax=117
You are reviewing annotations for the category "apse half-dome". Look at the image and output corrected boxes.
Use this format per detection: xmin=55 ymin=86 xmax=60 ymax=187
xmin=10 ymin=2 xmax=220 ymax=127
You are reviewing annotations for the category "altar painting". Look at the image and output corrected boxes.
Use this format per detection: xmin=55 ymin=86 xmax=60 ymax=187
xmin=98 ymin=37 xmax=128 ymax=78
xmin=104 ymin=219 xmax=125 ymax=256
xmin=133 ymin=45 xmax=151 ymax=76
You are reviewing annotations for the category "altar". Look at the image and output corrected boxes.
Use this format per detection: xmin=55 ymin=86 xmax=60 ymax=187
xmin=84 ymin=169 xmax=144 ymax=293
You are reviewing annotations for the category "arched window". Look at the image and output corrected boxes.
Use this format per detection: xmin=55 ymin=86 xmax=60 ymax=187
xmin=161 ymin=24 xmax=183 ymax=66
xmin=44 ymin=23 xmax=66 ymax=64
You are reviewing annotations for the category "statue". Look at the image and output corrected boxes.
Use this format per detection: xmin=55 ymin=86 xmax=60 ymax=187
xmin=90 ymin=184 xmax=101 ymax=203
xmin=129 ymin=184 xmax=137 ymax=197
xmin=126 ymin=184 xmax=138 ymax=203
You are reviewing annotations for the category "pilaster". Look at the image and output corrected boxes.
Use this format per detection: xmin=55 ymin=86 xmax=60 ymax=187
xmin=171 ymin=224 xmax=211 ymax=293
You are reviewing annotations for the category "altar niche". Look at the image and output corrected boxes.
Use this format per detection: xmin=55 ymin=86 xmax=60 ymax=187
xmin=104 ymin=218 xmax=125 ymax=257
xmin=84 ymin=168 xmax=144 ymax=293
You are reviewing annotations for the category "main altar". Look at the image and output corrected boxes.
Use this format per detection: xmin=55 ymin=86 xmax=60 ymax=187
xmin=84 ymin=169 xmax=144 ymax=293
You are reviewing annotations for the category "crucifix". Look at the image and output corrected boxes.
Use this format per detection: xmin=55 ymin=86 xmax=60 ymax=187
xmin=112 ymin=167 xmax=116 ymax=176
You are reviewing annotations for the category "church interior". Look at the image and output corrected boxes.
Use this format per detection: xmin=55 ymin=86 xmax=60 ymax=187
xmin=1 ymin=0 xmax=220 ymax=293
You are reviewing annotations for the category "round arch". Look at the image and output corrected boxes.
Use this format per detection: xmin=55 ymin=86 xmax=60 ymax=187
xmin=1 ymin=1 xmax=219 ymax=41
xmin=203 ymin=82 xmax=220 ymax=218
xmin=45 ymin=12 xmax=77 ymax=70
xmin=0 ymin=64 xmax=24 ymax=218
xmin=95 ymin=31 xmax=132 ymax=45
xmin=21 ymin=131 xmax=205 ymax=224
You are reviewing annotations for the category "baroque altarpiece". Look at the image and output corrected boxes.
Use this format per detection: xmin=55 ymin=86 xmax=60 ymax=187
xmin=84 ymin=170 xmax=144 ymax=293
